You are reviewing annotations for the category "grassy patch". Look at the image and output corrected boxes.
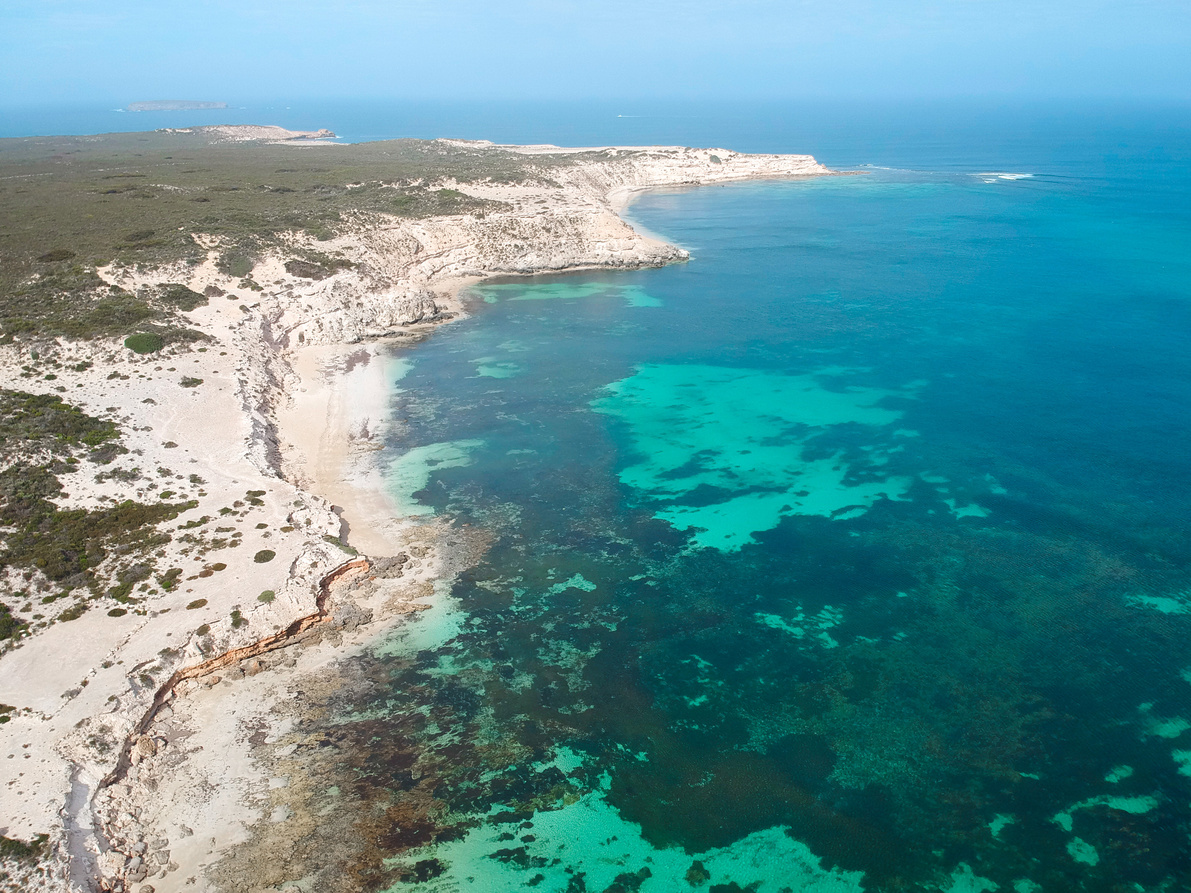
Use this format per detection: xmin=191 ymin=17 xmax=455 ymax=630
xmin=58 ymin=602 xmax=88 ymax=622
xmin=158 ymin=567 xmax=183 ymax=590
xmin=218 ymin=252 xmax=255 ymax=278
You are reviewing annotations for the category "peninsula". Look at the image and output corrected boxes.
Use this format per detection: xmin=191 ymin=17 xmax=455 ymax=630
xmin=0 ymin=125 xmax=827 ymax=892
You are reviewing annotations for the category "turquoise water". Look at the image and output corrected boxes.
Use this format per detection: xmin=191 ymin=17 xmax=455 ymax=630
xmin=283 ymin=129 xmax=1191 ymax=891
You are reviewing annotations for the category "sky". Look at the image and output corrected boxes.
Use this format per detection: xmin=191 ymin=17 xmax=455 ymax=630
xmin=0 ymin=0 xmax=1189 ymax=106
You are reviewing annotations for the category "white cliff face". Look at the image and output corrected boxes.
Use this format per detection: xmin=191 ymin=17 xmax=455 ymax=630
xmin=262 ymin=145 xmax=828 ymax=346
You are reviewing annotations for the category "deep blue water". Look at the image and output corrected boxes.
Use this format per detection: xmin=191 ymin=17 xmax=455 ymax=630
xmin=4 ymin=98 xmax=1190 ymax=173
xmin=15 ymin=101 xmax=1191 ymax=890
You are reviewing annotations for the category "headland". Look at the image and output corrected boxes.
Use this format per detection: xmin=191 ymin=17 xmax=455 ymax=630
xmin=0 ymin=125 xmax=827 ymax=891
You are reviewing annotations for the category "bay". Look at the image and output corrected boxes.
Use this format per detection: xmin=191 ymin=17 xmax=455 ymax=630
xmin=253 ymin=110 xmax=1191 ymax=891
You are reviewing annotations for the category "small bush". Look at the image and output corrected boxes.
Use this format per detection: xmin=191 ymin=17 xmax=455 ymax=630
xmin=218 ymin=252 xmax=254 ymax=278
xmin=158 ymin=568 xmax=183 ymax=590
xmin=186 ymin=598 xmax=207 ymax=609
xmin=0 ymin=833 xmax=48 ymax=861
xmin=284 ymin=259 xmax=331 ymax=280
xmin=257 ymin=590 xmax=276 ymax=603
xmin=0 ymin=603 xmax=25 ymax=640
xmin=107 ymin=608 xmax=127 ymax=617
xmin=156 ymin=283 xmax=207 ymax=311
xmin=37 ymin=249 xmax=76 ymax=263
xmin=180 ymin=376 xmax=203 ymax=388
xmin=253 ymin=549 xmax=276 ymax=563
xmin=59 ymin=602 xmax=88 ymax=622
xmin=195 ymin=623 xmax=210 ymax=636
xmin=125 ymin=332 xmax=164 ymax=354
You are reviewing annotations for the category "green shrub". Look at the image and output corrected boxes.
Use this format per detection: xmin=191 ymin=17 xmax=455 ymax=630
xmin=257 ymin=590 xmax=275 ymax=603
xmin=186 ymin=599 xmax=207 ymax=609
xmin=195 ymin=623 xmax=210 ymax=636
xmin=125 ymin=332 xmax=164 ymax=354
xmin=218 ymin=252 xmax=254 ymax=278
xmin=59 ymin=602 xmax=88 ymax=621
xmin=157 ymin=283 xmax=208 ymax=311
xmin=0 ymin=833 xmax=48 ymax=861
xmin=253 ymin=549 xmax=276 ymax=563
xmin=37 ymin=249 xmax=76 ymax=263
xmin=180 ymin=376 xmax=203 ymax=388
xmin=158 ymin=568 xmax=183 ymax=590
xmin=59 ymin=293 xmax=158 ymax=340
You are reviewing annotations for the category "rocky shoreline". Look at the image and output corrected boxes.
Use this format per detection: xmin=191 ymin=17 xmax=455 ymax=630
xmin=0 ymin=134 xmax=828 ymax=892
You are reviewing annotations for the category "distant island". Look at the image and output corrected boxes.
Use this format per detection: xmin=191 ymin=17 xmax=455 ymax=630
xmin=126 ymin=100 xmax=228 ymax=111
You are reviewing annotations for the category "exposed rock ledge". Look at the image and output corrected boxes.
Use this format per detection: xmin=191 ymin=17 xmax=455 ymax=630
xmin=255 ymin=143 xmax=827 ymax=347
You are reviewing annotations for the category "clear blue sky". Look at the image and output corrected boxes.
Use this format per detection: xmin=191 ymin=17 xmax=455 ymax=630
xmin=1 ymin=0 xmax=1188 ymax=105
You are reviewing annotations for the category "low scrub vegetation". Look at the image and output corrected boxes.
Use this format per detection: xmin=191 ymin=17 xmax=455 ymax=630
xmin=0 ymin=130 xmax=563 ymax=343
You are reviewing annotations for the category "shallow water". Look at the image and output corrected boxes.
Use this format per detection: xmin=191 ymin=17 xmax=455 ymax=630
xmin=272 ymin=134 xmax=1191 ymax=891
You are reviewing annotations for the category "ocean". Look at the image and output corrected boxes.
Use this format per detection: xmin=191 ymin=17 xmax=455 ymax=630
xmin=12 ymin=99 xmax=1191 ymax=890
